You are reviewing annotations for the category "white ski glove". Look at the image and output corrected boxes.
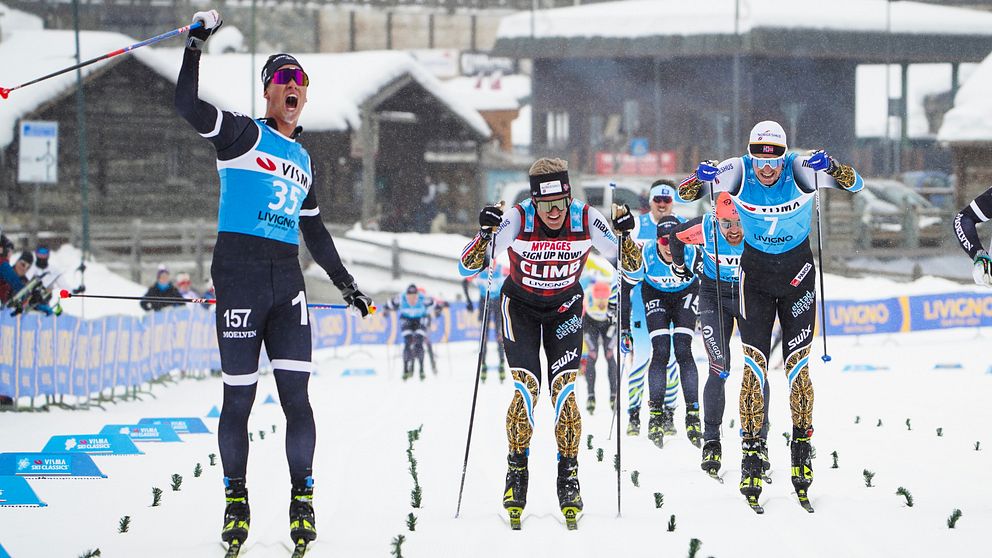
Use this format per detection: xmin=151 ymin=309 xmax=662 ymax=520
xmin=187 ymin=10 xmax=223 ymax=50
xmin=973 ymin=250 xmax=992 ymax=287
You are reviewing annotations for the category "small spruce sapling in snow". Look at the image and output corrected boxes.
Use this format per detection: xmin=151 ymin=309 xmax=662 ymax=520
xmin=947 ymin=509 xmax=963 ymax=528
xmin=863 ymin=470 xmax=875 ymax=488
xmin=688 ymin=538 xmax=702 ymax=558
xmin=411 ymin=485 xmax=422 ymax=509
xmin=905 ymin=418 xmax=911 ymax=431
xmin=729 ymin=419 xmax=735 ymax=429
xmin=248 ymin=432 xmax=254 ymax=442
xmin=831 ymin=451 xmax=839 ymax=469
xmin=171 ymin=474 xmax=183 ymax=491
xmin=976 ymin=441 xmax=982 ymax=451
xmin=596 ymin=448 xmax=604 ymax=462
xmin=208 ymin=453 xmax=217 ymax=466
xmin=587 ymin=434 xmax=593 ymax=450
xmin=151 ymin=487 xmax=163 ymax=506
xmin=406 ymin=513 xmax=417 ymax=532
xmin=259 ymin=430 xmax=265 ymax=440
xmin=855 ymin=415 xmax=861 ymax=424
xmin=77 ymin=550 xmax=101 ymax=558
xmin=194 ymin=463 xmax=202 ymax=478
xmin=654 ymin=492 xmax=664 ymax=509
xmin=896 ymin=487 xmax=914 ymax=507
xmin=783 ymin=432 xmax=791 ymax=446
xmin=630 ymin=470 xmax=640 ymax=487
xmin=118 ymin=515 xmax=131 ymax=533
xmin=390 ymin=534 xmax=406 ymax=558
xmin=937 ymin=427 xmax=943 ymax=437
xmin=877 ymin=419 xmax=883 ymax=427
xmin=271 ymin=424 xmax=277 ymax=433
xmin=667 ymin=514 xmax=676 ymax=532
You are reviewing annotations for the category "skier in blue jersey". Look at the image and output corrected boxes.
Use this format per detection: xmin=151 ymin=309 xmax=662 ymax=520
xmin=175 ymin=10 xmax=375 ymax=552
xmin=677 ymin=120 xmax=863 ymax=512
xmin=626 ymin=180 xmax=686 ymax=438
xmin=669 ymin=193 xmax=769 ymax=480
xmin=385 ymin=284 xmax=439 ymax=381
xmin=461 ymin=258 xmax=508 ymax=383
xmin=625 ymin=216 xmax=702 ymax=449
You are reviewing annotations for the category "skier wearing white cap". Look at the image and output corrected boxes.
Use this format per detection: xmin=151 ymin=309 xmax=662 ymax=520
xmin=675 ymin=120 xmax=863 ymax=513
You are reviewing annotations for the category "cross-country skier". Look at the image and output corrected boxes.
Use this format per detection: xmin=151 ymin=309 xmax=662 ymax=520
xmin=625 ymin=216 xmax=702 ymax=449
xmin=461 ymin=257 xmax=507 ymax=382
xmin=676 ymin=120 xmax=863 ymax=512
xmin=581 ymin=278 xmax=618 ymax=414
xmin=668 ymin=192 xmax=769 ymax=478
xmin=175 ymin=10 xmax=375 ymax=553
xmin=384 ymin=284 xmax=438 ymax=381
xmin=953 ymin=186 xmax=992 ymax=288
xmin=627 ymin=180 xmax=687 ymax=438
xmin=458 ymin=157 xmax=639 ymax=529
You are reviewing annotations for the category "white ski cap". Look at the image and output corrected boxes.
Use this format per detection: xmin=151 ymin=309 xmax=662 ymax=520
xmin=748 ymin=120 xmax=788 ymax=153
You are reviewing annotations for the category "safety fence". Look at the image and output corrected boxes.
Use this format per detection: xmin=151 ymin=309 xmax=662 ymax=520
xmin=0 ymin=302 xmax=485 ymax=407
xmin=3 ymin=290 xmax=990 ymax=405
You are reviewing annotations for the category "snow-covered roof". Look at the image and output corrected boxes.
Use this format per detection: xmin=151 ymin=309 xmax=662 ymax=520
xmin=1 ymin=29 xmax=490 ymax=149
xmin=441 ymin=73 xmax=530 ymax=112
xmin=497 ymin=0 xmax=992 ymax=40
xmin=0 ymin=2 xmax=42 ymax=36
xmin=938 ymin=50 xmax=992 ymax=143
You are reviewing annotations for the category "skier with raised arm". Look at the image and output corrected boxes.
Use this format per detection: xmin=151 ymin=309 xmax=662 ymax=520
xmin=676 ymin=121 xmax=863 ymax=512
xmin=458 ymin=157 xmax=640 ymax=529
xmin=175 ymin=10 xmax=374 ymax=554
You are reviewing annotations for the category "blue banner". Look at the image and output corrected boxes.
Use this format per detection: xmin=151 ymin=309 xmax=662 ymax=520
xmin=42 ymin=434 xmax=143 ymax=455
xmin=100 ymin=424 xmax=182 ymax=443
xmin=138 ymin=417 xmax=211 ymax=434
xmin=822 ymin=297 xmax=904 ymax=336
xmin=0 ymin=475 xmax=46 ymax=507
xmin=908 ymin=292 xmax=992 ymax=331
xmin=0 ymin=452 xmax=107 ymax=478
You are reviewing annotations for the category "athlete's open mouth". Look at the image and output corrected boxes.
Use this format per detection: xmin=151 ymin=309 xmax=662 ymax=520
xmin=286 ymin=94 xmax=299 ymax=109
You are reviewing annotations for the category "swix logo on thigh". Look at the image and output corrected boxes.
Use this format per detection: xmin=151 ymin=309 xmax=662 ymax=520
xmin=790 ymin=262 xmax=813 ymax=287
xmin=787 ymin=324 xmax=813 ymax=351
xmin=551 ymin=348 xmax=579 ymax=374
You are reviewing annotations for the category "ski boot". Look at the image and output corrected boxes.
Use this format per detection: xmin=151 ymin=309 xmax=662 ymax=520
xmin=222 ymin=478 xmax=250 ymax=551
xmin=739 ymin=438 xmax=764 ymax=514
xmin=556 ymin=456 xmax=583 ymax=530
xmin=418 ymin=359 xmax=426 ymax=381
xmin=661 ymin=406 xmax=677 ymax=437
xmin=503 ymin=453 xmax=528 ymax=530
xmin=685 ymin=408 xmax=702 ymax=448
xmin=402 ymin=359 xmax=413 ymax=381
xmin=647 ymin=407 xmax=665 ymax=449
xmin=586 ymin=395 xmax=596 ymax=414
xmin=701 ymin=440 xmax=722 ymax=482
xmin=626 ymin=408 xmax=641 ymax=436
xmin=289 ymin=478 xmax=317 ymax=551
xmin=498 ymin=362 xmax=506 ymax=383
xmin=481 ymin=364 xmax=488 ymax=384
xmin=757 ymin=438 xmax=772 ymax=484
xmin=791 ymin=427 xmax=815 ymax=513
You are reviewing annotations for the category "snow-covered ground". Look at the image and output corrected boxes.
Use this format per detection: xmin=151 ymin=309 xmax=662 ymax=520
xmin=2 ymin=271 xmax=991 ymax=557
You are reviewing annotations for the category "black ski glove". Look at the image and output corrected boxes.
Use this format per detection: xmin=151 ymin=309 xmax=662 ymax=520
xmin=337 ymin=281 xmax=375 ymax=318
xmin=612 ymin=204 xmax=635 ymax=234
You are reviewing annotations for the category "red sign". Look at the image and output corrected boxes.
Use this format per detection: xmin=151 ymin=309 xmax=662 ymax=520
xmin=595 ymin=151 xmax=677 ymax=176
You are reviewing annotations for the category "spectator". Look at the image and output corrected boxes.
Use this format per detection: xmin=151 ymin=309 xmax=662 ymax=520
xmin=0 ymin=251 xmax=33 ymax=305
xmin=176 ymin=272 xmax=199 ymax=299
xmin=28 ymin=245 xmax=71 ymax=293
xmin=141 ymin=265 xmax=184 ymax=312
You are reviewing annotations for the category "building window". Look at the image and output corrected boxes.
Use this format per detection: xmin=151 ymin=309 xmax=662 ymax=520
xmin=547 ymin=111 xmax=570 ymax=149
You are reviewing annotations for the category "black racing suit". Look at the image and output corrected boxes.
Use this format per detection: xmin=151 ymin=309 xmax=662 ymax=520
xmin=176 ymin=47 xmax=353 ymax=487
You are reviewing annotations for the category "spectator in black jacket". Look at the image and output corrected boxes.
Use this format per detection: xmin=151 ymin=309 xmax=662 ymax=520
xmin=141 ymin=265 xmax=184 ymax=312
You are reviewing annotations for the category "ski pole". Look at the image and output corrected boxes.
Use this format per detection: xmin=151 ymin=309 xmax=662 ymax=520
xmin=812 ymin=173 xmax=831 ymax=362
xmin=455 ymin=203 xmax=503 ymax=518
xmin=707 ymin=183 xmax=730 ymax=380
xmin=58 ymin=289 xmax=358 ymax=311
xmin=610 ymin=183 xmax=623 ymax=517
xmin=0 ymin=21 xmax=203 ymax=100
